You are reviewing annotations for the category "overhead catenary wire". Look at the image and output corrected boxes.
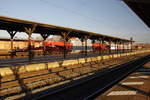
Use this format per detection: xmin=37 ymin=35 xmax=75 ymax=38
xmin=39 ymin=0 xmax=104 ymax=25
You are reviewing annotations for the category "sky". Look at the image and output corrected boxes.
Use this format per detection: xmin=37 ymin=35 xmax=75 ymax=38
xmin=0 ymin=0 xmax=150 ymax=43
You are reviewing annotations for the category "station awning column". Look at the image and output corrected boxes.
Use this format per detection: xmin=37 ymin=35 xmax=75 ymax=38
xmin=117 ymin=41 xmax=119 ymax=54
xmin=114 ymin=41 xmax=117 ymax=53
xmin=79 ymin=37 xmax=85 ymax=56
xmin=98 ymin=39 xmax=102 ymax=55
xmin=121 ymin=42 xmax=123 ymax=53
xmin=91 ymin=39 xmax=95 ymax=53
xmin=84 ymin=36 xmax=88 ymax=56
xmin=102 ymin=38 xmax=104 ymax=54
xmin=81 ymin=38 xmax=84 ymax=55
xmin=130 ymin=37 xmax=133 ymax=52
xmin=24 ymin=25 xmax=36 ymax=61
xmin=41 ymin=33 xmax=50 ymax=56
xmin=7 ymin=30 xmax=17 ymax=58
xmin=109 ymin=40 xmax=112 ymax=54
xmin=128 ymin=42 xmax=130 ymax=52
xmin=61 ymin=31 xmax=70 ymax=59
xmin=123 ymin=42 xmax=125 ymax=53
xmin=125 ymin=42 xmax=127 ymax=52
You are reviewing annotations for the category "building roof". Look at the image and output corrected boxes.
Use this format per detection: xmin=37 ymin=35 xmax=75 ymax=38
xmin=0 ymin=16 xmax=132 ymax=42
xmin=123 ymin=0 xmax=150 ymax=28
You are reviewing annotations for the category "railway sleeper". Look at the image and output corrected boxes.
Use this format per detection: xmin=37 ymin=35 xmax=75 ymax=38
xmin=1 ymin=76 xmax=63 ymax=97
xmin=58 ymin=70 xmax=79 ymax=79
xmin=1 ymin=53 xmax=149 ymax=98
xmin=50 ymin=67 xmax=65 ymax=72
xmin=64 ymin=64 xmax=82 ymax=69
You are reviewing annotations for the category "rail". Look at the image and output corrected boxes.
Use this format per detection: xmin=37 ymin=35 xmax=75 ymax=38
xmin=31 ymin=54 xmax=150 ymax=100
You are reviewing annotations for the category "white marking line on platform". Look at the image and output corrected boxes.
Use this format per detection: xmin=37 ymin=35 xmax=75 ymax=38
xmin=107 ymin=91 xmax=137 ymax=96
xmin=130 ymin=76 xmax=149 ymax=79
xmin=121 ymin=82 xmax=144 ymax=85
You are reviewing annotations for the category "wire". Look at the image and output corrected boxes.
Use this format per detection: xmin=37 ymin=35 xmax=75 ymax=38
xmin=39 ymin=0 xmax=103 ymax=24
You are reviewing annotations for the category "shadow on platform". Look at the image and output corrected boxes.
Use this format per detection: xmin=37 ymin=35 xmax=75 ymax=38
xmin=10 ymin=66 xmax=32 ymax=99
xmin=118 ymin=83 xmax=150 ymax=97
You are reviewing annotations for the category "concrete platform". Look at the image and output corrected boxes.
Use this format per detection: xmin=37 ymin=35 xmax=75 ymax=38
xmin=0 ymin=50 xmax=149 ymax=76
xmin=95 ymin=62 xmax=150 ymax=100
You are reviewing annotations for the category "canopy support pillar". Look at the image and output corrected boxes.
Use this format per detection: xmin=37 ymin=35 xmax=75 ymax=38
xmin=61 ymin=31 xmax=70 ymax=59
xmin=130 ymin=37 xmax=133 ymax=52
xmin=109 ymin=40 xmax=112 ymax=54
xmin=128 ymin=42 xmax=130 ymax=52
xmin=98 ymin=39 xmax=102 ymax=55
xmin=91 ymin=39 xmax=95 ymax=53
xmin=24 ymin=25 xmax=37 ymax=61
xmin=79 ymin=37 xmax=85 ymax=56
xmin=7 ymin=30 xmax=17 ymax=58
xmin=84 ymin=36 xmax=88 ymax=56
xmin=123 ymin=42 xmax=125 ymax=53
xmin=41 ymin=33 xmax=50 ymax=56
xmin=102 ymin=38 xmax=104 ymax=54
xmin=117 ymin=42 xmax=119 ymax=54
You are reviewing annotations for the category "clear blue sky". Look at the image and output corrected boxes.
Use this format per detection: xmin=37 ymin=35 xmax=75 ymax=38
xmin=0 ymin=0 xmax=150 ymax=43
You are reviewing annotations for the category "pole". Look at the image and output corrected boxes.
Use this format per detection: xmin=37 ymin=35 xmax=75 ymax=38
xmin=117 ymin=42 xmax=119 ymax=54
xmin=28 ymin=32 xmax=32 ymax=60
xmin=85 ymin=36 xmax=88 ymax=56
xmin=109 ymin=40 xmax=111 ymax=54
xmin=130 ymin=37 xmax=133 ymax=52
xmin=64 ymin=38 xmax=66 ymax=59
xmin=41 ymin=33 xmax=50 ymax=56
xmin=7 ymin=30 xmax=17 ymax=58
xmin=102 ymin=39 xmax=104 ymax=54
xmin=123 ymin=42 xmax=125 ymax=53
xmin=61 ymin=31 xmax=70 ymax=59
xmin=24 ymin=25 xmax=36 ymax=61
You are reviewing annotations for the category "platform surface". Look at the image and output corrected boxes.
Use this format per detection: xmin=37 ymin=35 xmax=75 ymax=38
xmin=95 ymin=62 xmax=150 ymax=100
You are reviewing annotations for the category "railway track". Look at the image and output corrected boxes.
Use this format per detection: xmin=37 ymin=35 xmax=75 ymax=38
xmin=0 ymin=51 xmax=129 ymax=66
xmin=31 ymin=54 xmax=150 ymax=100
xmin=0 ymin=52 xmax=149 ymax=100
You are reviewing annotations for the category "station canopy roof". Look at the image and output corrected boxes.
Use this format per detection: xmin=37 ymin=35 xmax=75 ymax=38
xmin=123 ymin=0 xmax=150 ymax=28
xmin=0 ymin=16 xmax=132 ymax=42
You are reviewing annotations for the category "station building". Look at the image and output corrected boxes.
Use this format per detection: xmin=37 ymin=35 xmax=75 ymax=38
xmin=0 ymin=38 xmax=41 ymax=51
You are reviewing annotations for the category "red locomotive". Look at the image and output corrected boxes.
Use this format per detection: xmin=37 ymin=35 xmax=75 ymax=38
xmin=92 ymin=43 xmax=110 ymax=52
xmin=13 ymin=40 xmax=110 ymax=54
xmin=44 ymin=41 xmax=73 ymax=53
